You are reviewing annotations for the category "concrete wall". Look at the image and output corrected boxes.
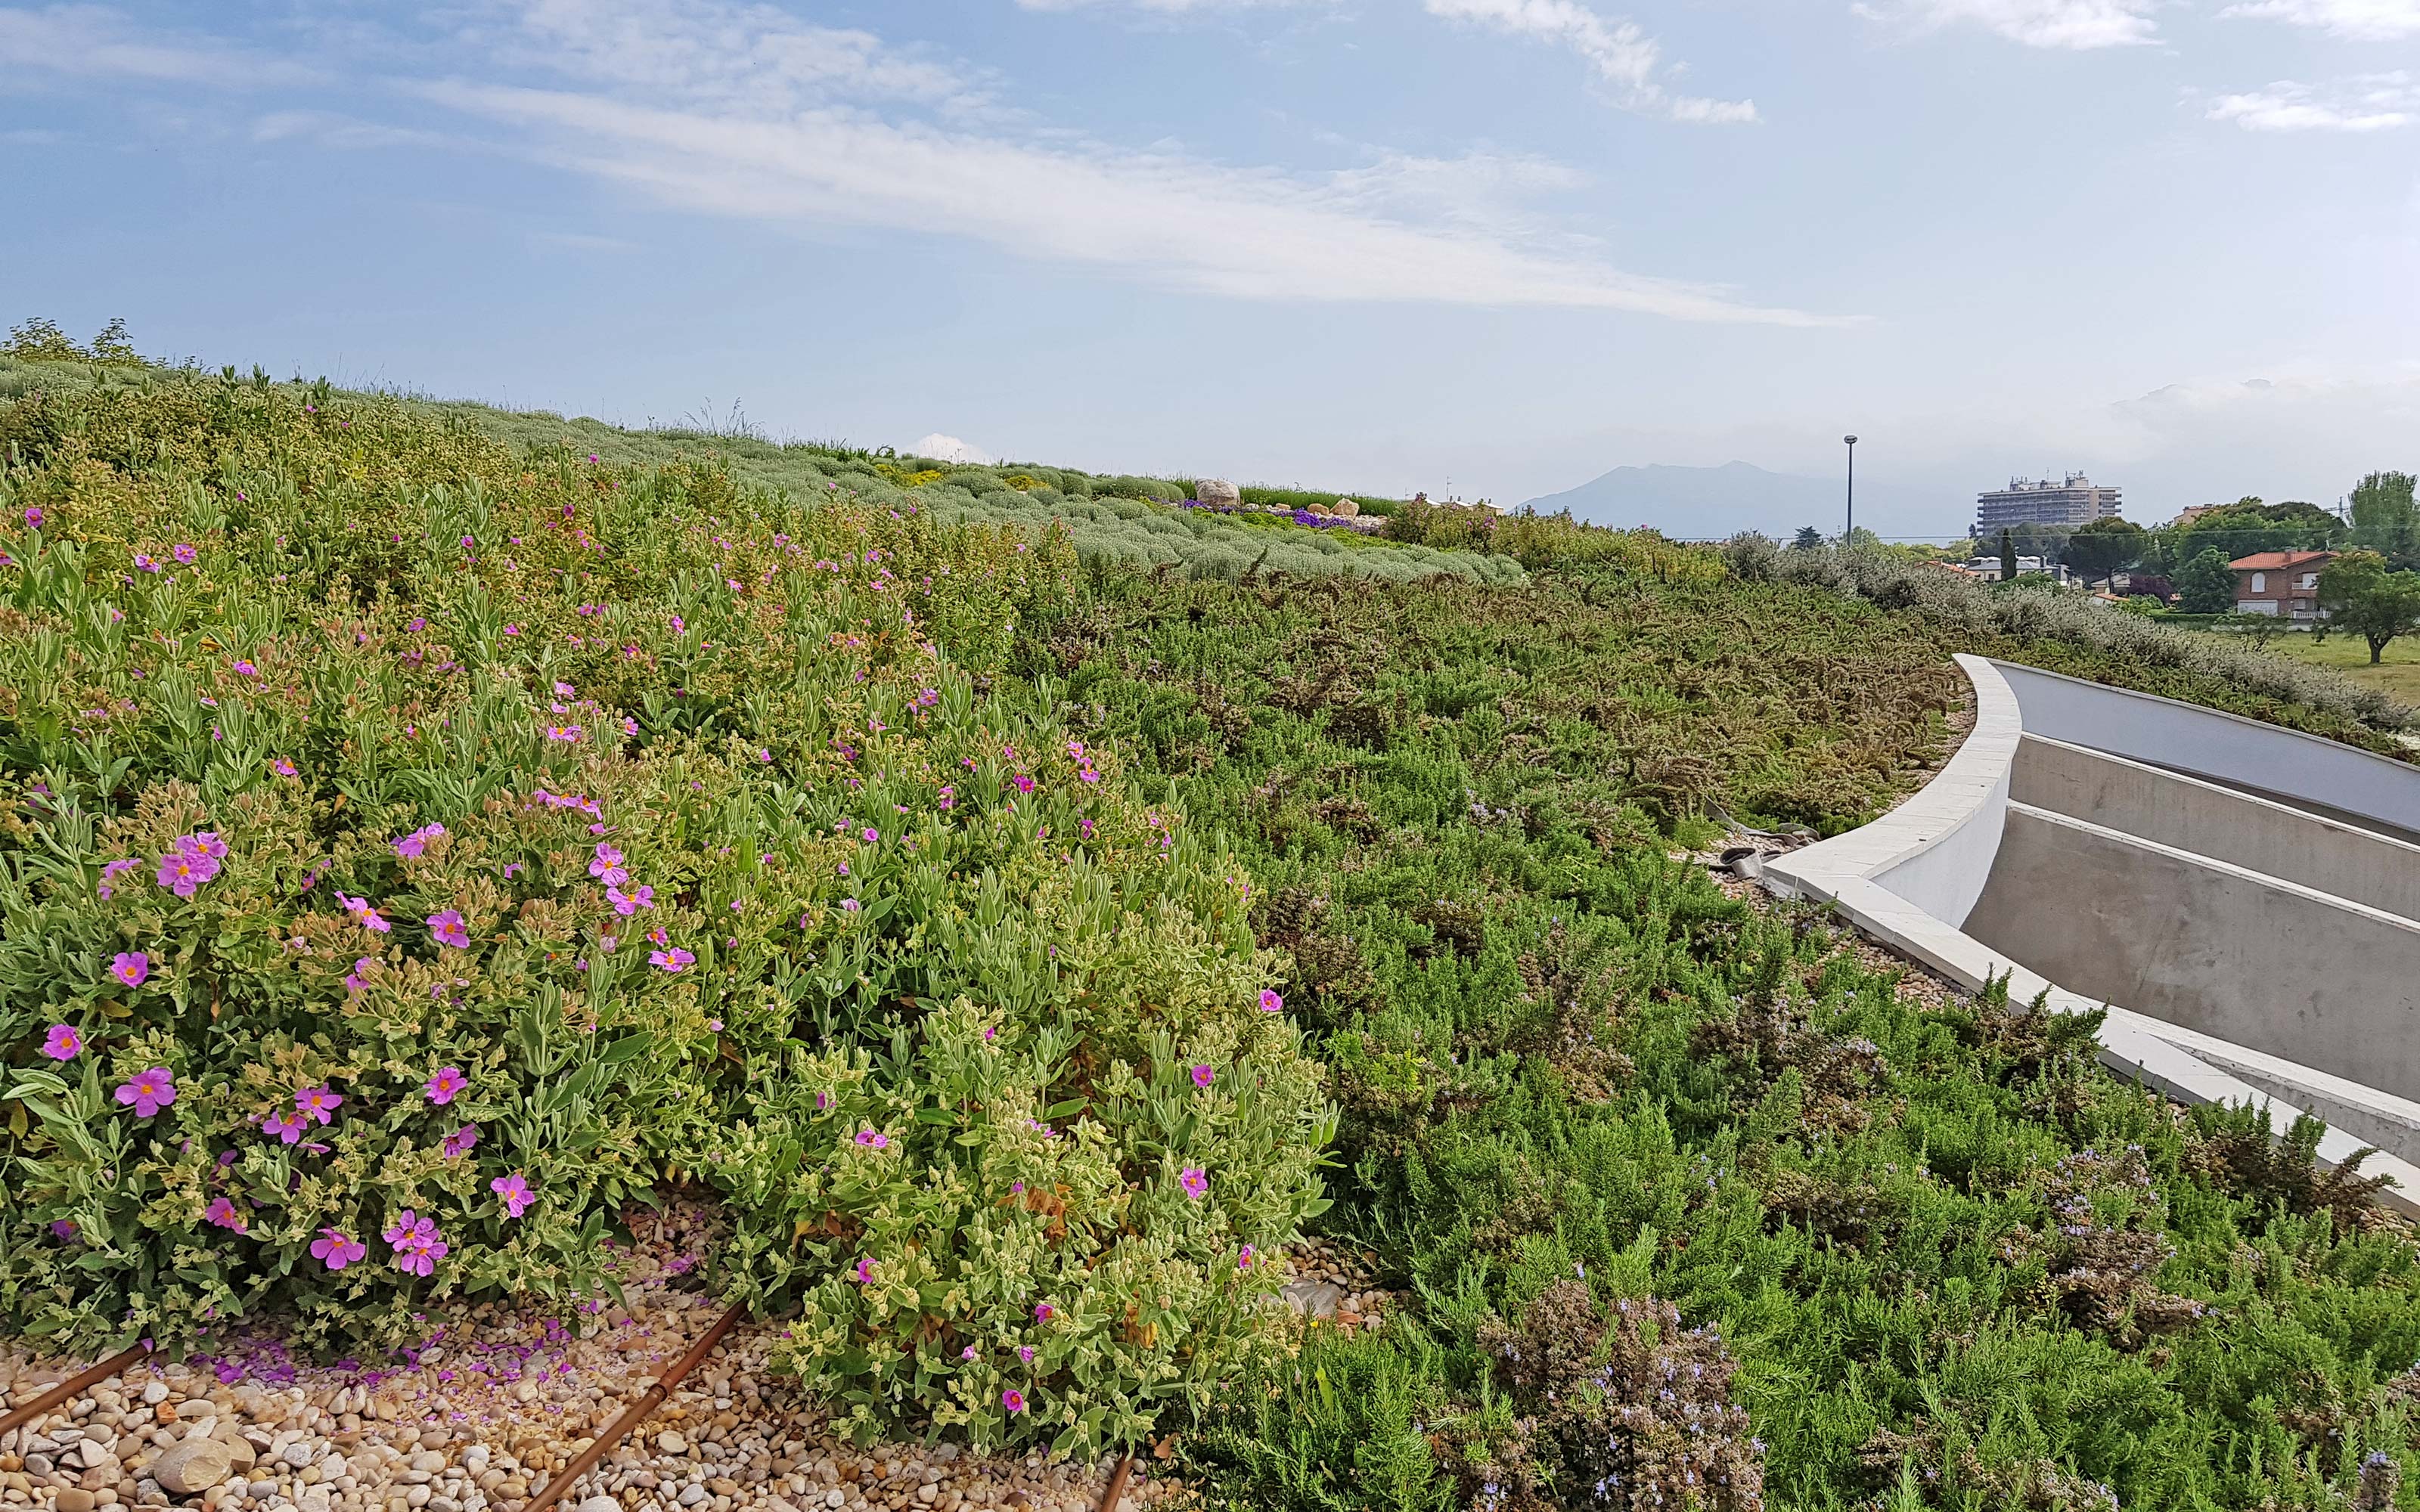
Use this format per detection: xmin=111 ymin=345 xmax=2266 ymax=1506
xmin=1993 ymin=659 xmax=2420 ymax=835
xmin=2012 ymin=735 xmax=2420 ymax=922
xmin=1965 ymin=804 xmax=2420 ymax=1102
xmin=1762 ymin=652 xmax=2420 ymax=1211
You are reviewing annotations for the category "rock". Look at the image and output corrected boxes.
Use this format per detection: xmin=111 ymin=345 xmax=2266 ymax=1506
xmin=655 ymin=1434 xmax=687 ymax=1458
xmin=576 ymin=1499 xmax=623 ymax=1512
xmin=59 ymin=1490 xmax=97 ymax=1512
xmin=408 ymin=1454 xmax=446 ymax=1475
xmin=73 ymin=1439 xmax=121 ymax=1472
xmin=154 ymin=1438 xmax=236 ymax=1495
xmin=280 ymin=1443 xmax=321 ymax=1470
xmin=676 ymin=1483 xmax=709 ymax=1507
xmin=1195 ymin=479 xmax=1240 ymax=509
xmin=296 ymin=1489 xmax=332 ymax=1512
xmin=1281 ymin=1281 xmax=1345 ymax=1319
xmin=140 ymin=1385 xmax=169 ymax=1408
xmin=1332 ymin=499 xmax=1359 ymax=518
xmin=824 ymin=1495 xmax=845 ymax=1510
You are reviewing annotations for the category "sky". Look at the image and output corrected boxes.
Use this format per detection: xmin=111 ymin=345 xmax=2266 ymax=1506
xmin=3 ymin=0 xmax=2418 ymax=537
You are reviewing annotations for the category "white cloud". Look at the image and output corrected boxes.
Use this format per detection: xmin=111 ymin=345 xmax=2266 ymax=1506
xmin=401 ymin=1 xmax=1835 ymax=324
xmin=0 ymin=4 xmax=318 ymax=83
xmin=1422 ymin=0 xmax=1756 ymax=122
xmin=250 ymin=110 xmax=459 ymax=149
xmin=2220 ymin=0 xmax=2420 ymax=39
xmin=2208 ymin=76 xmax=2418 ymax=132
xmin=911 ymin=434 xmax=997 ymax=464
xmin=1854 ymin=0 xmax=2159 ymax=48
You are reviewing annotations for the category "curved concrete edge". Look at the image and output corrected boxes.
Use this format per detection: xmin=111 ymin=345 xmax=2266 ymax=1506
xmin=1763 ymin=654 xmax=2420 ymax=1217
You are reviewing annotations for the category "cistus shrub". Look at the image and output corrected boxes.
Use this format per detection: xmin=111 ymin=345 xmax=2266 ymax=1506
xmin=0 ymin=373 xmax=1333 ymax=1458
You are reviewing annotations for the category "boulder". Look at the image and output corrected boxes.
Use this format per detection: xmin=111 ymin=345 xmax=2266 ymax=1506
xmin=1195 ymin=479 xmax=1241 ymax=508
xmin=1332 ymin=499 xmax=1360 ymax=518
xmin=152 ymin=1438 xmax=234 ymax=1496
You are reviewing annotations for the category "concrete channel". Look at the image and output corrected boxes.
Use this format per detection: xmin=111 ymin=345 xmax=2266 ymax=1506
xmin=1762 ymin=654 xmax=2420 ymax=1213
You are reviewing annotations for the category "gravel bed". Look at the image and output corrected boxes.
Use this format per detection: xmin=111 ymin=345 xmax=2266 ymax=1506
xmin=0 ymin=1209 xmax=1187 ymax=1512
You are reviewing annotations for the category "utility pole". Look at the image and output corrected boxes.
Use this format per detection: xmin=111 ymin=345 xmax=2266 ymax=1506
xmin=1843 ymin=435 xmax=1858 ymax=541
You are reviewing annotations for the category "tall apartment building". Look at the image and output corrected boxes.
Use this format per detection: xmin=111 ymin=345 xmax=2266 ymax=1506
xmin=1974 ymin=472 xmax=2123 ymax=539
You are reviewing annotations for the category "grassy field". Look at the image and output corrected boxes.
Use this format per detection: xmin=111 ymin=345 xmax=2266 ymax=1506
xmin=7 ymin=342 xmax=2420 ymax=1509
xmin=2236 ymin=628 xmax=2420 ymax=706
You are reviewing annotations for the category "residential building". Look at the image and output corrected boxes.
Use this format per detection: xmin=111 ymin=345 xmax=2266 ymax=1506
xmin=2230 ymin=550 xmax=2336 ymax=620
xmin=1974 ymin=472 xmax=2124 ymax=538
xmin=1961 ymin=554 xmax=2073 ymax=584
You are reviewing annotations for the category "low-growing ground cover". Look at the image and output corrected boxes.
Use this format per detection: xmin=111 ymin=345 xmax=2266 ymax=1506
xmin=5 ymin=345 xmax=2420 ymax=1512
xmin=1007 ymin=569 xmax=2420 ymax=1510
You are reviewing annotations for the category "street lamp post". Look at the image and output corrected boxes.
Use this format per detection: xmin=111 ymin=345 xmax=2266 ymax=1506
xmin=1843 ymin=435 xmax=1858 ymax=542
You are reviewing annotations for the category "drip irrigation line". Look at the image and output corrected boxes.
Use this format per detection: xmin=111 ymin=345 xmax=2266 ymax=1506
xmin=526 ymin=1300 xmax=747 ymax=1512
xmin=0 ymin=1341 xmax=157 ymax=1438
xmin=1095 ymin=1454 xmax=1135 ymax=1512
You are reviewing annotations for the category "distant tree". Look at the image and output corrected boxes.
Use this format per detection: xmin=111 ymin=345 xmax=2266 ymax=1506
xmin=2176 ymin=548 xmax=2235 ymax=614
xmin=2063 ymin=517 xmax=2147 ymax=590
xmin=2225 ymin=611 xmax=2289 ymax=650
xmin=1998 ymin=528 xmax=2018 ymax=581
xmin=2318 ymin=550 xmax=2420 ymax=663
xmin=2006 ymin=522 xmax=2073 ymax=565
xmin=2350 ymin=472 xmax=2419 ymax=567
xmin=1790 ymin=525 xmax=1823 ymax=550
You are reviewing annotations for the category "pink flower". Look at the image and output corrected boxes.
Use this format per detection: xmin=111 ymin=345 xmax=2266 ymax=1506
xmin=1259 ymin=989 xmax=1283 ymax=1014
xmin=231 ymin=660 xmax=259 ymax=677
xmin=392 ymin=823 xmax=445 ymax=859
xmin=861 ymin=827 xmax=880 ymax=843
xmin=311 ymin=1228 xmax=366 ymax=1270
xmin=99 ymin=857 xmax=138 ymax=898
xmin=203 ymin=1197 xmax=247 ymax=1234
xmin=134 ymin=553 xmax=160 ymax=573
xmin=649 ymin=947 xmax=694 ymax=972
xmin=110 ymin=951 xmax=149 ymax=988
xmin=442 ymin=1123 xmax=480 ymax=1158
xmin=1179 ymin=1167 xmax=1208 ymax=1201
xmin=608 ymin=883 xmax=653 ymax=915
xmin=960 ymin=1345 xmax=977 ymax=1361
xmin=383 ymin=1210 xmax=448 ymax=1276
xmin=853 ymin=1257 xmax=875 ymax=1284
xmin=172 ymin=544 xmax=197 ymax=565
xmin=937 ymin=787 xmax=955 ymax=810
xmin=491 ymin=1173 xmax=535 ymax=1218
xmin=41 ymin=1024 xmax=81 ymax=1061
xmin=1237 ymin=1244 xmax=1256 ymax=1269
xmin=1190 ymin=1064 xmax=1214 ymax=1089
xmin=23 ymin=507 xmax=42 ymax=528
xmin=296 ymin=1086 xmax=343 ymax=1125
xmin=547 ymin=724 xmax=582 ymax=743
xmin=425 ymin=1067 xmax=467 ymax=1105
xmin=178 ymin=832 xmax=226 ymax=860
xmin=554 ymin=681 xmax=576 ymax=696
xmin=154 ymin=850 xmax=218 ymax=897
xmin=1017 ymin=1346 xmax=1035 ymax=1363
xmin=589 ymin=844 xmax=625 ymax=882
xmin=345 ymin=957 xmax=375 ymax=993
xmin=1033 ymin=1302 xmax=1053 ymax=1321
xmin=338 ymin=894 xmax=392 ymax=934
xmin=271 ymin=758 xmax=298 ymax=778
xmin=115 ymin=1067 xmax=175 ymax=1117
xmin=1001 ymin=1390 xmax=1026 ymax=1414
xmin=262 ymin=1109 xmax=307 ymax=1144
xmin=427 ymin=909 xmax=471 ymax=949
xmin=855 ymin=1128 xmax=889 ymax=1149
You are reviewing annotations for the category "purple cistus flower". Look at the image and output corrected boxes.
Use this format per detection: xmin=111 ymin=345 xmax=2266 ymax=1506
xmin=649 ymin=947 xmax=693 ymax=972
xmin=855 ymin=1128 xmax=889 ymax=1149
xmin=203 ymin=1197 xmax=247 ymax=1234
xmin=427 ymin=909 xmax=471 ymax=949
xmin=442 ymin=1123 xmax=480 ymax=1159
xmin=311 ymin=1228 xmax=366 ymax=1270
xmin=1001 ymin=1390 xmax=1026 ymax=1414
xmin=491 ymin=1173 xmax=535 ymax=1219
xmin=110 ymin=951 xmax=150 ymax=989
xmin=41 ymin=1024 xmax=82 ymax=1061
xmin=1258 ymin=989 xmax=1283 ymax=1014
xmin=116 ymin=1067 xmax=175 ymax=1117
xmin=1190 ymin=1064 xmax=1214 ymax=1089
xmin=424 ymin=1067 xmax=467 ymax=1105
xmin=262 ymin=1109 xmax=307 ymax=1145
xmin=1179 ymin=1167 xmax=1208 ymax=1201
xmin=296 ymin=1086 xmax=343 ymax=1125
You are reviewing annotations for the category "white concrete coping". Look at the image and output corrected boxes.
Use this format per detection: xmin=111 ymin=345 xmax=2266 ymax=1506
xmin=1762 ymin=652 xmax=2420 ymax=1216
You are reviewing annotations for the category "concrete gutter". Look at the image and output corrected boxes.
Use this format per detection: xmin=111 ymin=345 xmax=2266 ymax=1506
xmin=1763 ymin=652 xmax=2420 ymax=1216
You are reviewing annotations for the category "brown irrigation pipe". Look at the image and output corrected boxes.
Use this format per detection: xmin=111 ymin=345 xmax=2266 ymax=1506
xmin=526 ymin=1300 xmax=746 ymax=1512
xmin=1095 ymin=1453 xmax=1135 ymax=1512
xmin=0 ymin=1341 xmax=155 ymax=1438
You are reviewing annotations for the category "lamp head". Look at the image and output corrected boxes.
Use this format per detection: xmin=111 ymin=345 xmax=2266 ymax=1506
xmin=1844 ymin=434 xmax=1858 ymax=445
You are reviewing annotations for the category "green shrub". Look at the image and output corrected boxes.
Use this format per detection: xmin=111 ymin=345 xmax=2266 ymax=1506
xmin=0 ymin=374 xmax=1333 ymax=1458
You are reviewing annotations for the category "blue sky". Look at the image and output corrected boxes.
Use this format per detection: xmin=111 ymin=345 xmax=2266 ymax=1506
xmin=4 ymin=0 xmax=2417 ymax=535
